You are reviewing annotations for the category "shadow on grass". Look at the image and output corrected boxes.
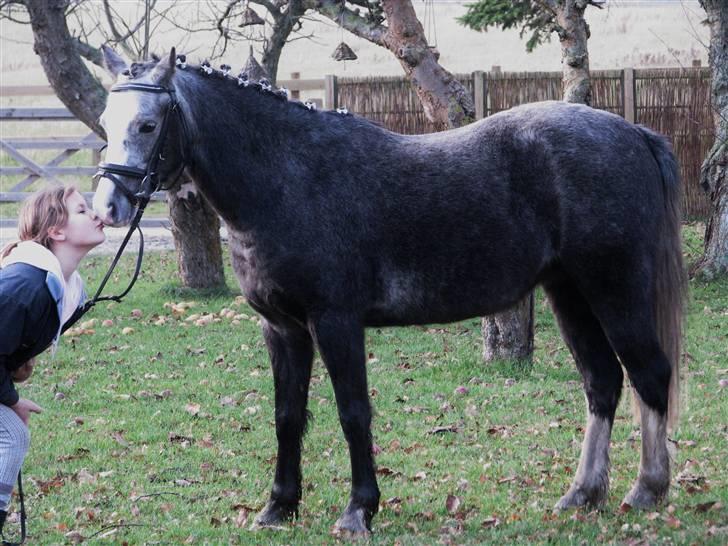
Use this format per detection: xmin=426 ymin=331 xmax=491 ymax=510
xmin=159 ymin=281 xmax=240 ymax=299
xmin=487 ymin=358 xmax=534 ymax=380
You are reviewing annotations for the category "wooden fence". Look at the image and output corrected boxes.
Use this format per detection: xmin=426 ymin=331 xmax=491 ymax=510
xmin=1 ymin=67 xmax=714 ymax=218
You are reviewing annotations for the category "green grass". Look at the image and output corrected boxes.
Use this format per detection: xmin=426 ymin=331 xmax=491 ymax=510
xmin=6 ymin=224 xmax=726 ymax=544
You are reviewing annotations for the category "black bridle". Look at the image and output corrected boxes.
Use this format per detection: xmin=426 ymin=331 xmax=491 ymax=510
xmin=84 ymin=82 xmax=190 ymax=314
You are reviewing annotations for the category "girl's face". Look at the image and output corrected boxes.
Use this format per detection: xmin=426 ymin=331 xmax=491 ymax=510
xmin=54 ymin=190 xmax=106 ymax=249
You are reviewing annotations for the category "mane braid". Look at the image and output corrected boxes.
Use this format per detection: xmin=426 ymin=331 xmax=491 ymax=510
xmin=131 ymin=54 xmax=387 ymax=133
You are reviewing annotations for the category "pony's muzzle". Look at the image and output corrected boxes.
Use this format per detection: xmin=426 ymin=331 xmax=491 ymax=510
xmin=92 ymin=176 xmax=136 ymax=227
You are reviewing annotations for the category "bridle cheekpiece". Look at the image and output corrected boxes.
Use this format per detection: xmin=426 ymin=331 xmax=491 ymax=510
xmin=94 ymin=82 xmax=188 ymax=206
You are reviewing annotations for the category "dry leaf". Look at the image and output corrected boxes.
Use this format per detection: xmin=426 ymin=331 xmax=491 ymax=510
xmin=235 ymin=509 xmax=249 ymax=528
xmin=445 ymin=494 xmax=461 ymax=514
xmin=64 ymin=530 xmax=85 ymax=544
xmin=185 ymin=403 xmax=201 ymax=416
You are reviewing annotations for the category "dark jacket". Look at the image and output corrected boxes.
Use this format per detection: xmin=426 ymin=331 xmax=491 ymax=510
xmin=0 ymin=263 xmax=84 ymax=406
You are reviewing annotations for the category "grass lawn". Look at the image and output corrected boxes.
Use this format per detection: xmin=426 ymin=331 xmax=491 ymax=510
xmin=6 ymin=223 xmax=726 ymax=545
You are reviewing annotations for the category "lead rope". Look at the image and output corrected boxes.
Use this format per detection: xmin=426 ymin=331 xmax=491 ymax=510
xmin=1 ymin=471 xmax=25 ymax=546
xmin=79 ymin=200 xmax=148 ymax=317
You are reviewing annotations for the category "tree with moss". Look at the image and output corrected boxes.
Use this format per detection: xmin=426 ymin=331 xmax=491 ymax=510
xmin=459 ymin=0 xmax=604 ymax=105
xmin=696 ymin=0 xmax=728 ymax=279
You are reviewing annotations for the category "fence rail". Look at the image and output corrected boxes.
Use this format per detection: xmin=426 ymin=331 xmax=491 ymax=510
xmin=1 ymin=67 xmax=714 ymax=218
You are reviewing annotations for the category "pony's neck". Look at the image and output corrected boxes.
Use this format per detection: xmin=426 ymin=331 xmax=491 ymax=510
xmin=173 ymin=70 xmax=296 ymax=229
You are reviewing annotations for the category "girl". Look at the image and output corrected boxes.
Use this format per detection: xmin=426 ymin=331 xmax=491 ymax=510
xmin=0 ymin=185 xmax=105 ymax=539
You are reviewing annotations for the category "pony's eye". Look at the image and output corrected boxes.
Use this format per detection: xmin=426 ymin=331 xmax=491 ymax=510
xmin=139 ymin=122 xmax=157 ymax=134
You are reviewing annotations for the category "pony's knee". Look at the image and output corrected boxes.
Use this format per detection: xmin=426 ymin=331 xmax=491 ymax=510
xmin=275 ymin=408 xmax=309 ymax=437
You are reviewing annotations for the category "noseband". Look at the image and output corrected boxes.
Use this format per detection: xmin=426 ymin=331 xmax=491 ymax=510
xmin=94 ymin=82 xmax=190 ymax=205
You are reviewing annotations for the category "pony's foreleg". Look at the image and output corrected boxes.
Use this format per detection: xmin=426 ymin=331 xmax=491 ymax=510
xmin=546 ymin=281 xmax=622 ymax=509
xmin=310 ymin=313 xmax=380 ymax=537
xmin=253 ymin=320 xmax=314 ymax=528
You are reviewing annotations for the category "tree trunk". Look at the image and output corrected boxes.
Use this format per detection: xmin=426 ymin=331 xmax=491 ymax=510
xmin=22 ymin=0 xmax=225 ymax=289
xmin=25 ymin=0 xmax=107 ymax=137
xmin=696 ymin=0 xmax=728 ymax=279
xmin=482 ymin=295 xmax=534 ymax=362
xmin=261 ymin=0 xmax=304 ymax=85
xmin=380 ymin=1 xmax=475 ymax=129
xmin=167 ymin=179 xmax=226 ymax=289
xmin=553 ymin=0 xmax=592 ymax=105
xmin=313 ymin=0 xmax=475 ymax=128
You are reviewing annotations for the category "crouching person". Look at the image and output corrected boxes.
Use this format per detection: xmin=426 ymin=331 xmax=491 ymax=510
xmin=0 ymin=185 xmax=105 ymax=541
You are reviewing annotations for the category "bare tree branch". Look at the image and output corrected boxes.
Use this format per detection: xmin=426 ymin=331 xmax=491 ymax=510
xmin=102 ymin=0 xmax=148 ymax=57
xmin=306 ymin=0 xmax=388 ymax=46
xmin=0 ymin=0 xmax=31 ymax=24
xmin=73 ymin=36 xmax=103 ymax=66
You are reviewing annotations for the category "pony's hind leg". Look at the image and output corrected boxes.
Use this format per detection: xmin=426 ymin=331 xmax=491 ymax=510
xmin=588 ymin=286 xmax=673 ymax=508
xmin=253 ymin=319 xmax=314 ymax=528
xmin=545 ymin=278 xmax=623 ymax=509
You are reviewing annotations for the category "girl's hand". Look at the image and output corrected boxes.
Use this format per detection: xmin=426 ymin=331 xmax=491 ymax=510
xmin=11 ymin=358 xmax=35 ymax=383
xmin=10 ymin=398 xmax=43 ymax=426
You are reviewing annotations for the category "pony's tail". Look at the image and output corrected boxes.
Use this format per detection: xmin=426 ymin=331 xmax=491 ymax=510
xmin=638 ymin=126 xmax=687 ymax=432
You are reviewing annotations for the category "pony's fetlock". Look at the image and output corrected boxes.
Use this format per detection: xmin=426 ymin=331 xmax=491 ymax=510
xmin=555 ymin=481 xmax=608 ymax=511
xmin=332 ymin=502 xmax=373 ymax=538
xmin=252 ymin=498 xmax=298 ymax=529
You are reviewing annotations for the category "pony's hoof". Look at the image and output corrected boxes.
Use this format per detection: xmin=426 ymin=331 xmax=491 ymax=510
xmin=620 ymin=481 xmax=667 ymax=510
xmin=332 ymin=506 xmax=372 ymax=539
xmin=554 ymin=486 xmax=606 ymax=511
xmin=251 ymin=499 xmax=297 ymax=530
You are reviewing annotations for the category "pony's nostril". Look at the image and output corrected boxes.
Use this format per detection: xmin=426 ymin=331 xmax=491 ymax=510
xmin=108 ymin=202 xmax=116 ymax=221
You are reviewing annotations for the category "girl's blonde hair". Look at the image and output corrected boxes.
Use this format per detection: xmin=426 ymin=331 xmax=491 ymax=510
xmin=1 ymin=184 xmax=78 ymax=259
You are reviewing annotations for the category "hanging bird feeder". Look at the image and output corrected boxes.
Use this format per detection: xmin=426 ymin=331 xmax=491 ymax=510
xmin=332 ymin=41 xmax=357 ymax=61
xmin=242 ymin=45 xmax=269 ymax=82
xmin=239 ymin=6 xmax=264 ymax=27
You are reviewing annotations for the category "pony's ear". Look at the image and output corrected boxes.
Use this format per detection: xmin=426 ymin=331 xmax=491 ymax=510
xmin=149 ymin=47 xmax=176 ymax=87
xmin=101 ymin=45 xmax=129 ymax=78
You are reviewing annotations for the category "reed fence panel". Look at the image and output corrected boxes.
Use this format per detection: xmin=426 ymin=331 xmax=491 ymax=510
xmin=635 ymin=68 xmax=713 ymax=219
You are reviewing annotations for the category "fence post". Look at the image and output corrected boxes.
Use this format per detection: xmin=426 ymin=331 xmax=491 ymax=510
xmin=324 ymin=75 xmax=338 ymax=110
xmin=623 ymin=67 xmax=635 ymax=123
xmin=473 ymin=70 xmax=486 ymax=120
xmin=91 ymin=149 xmax=101 ymax=189
xmin=290 ymin=72 xmax=301 ymax=100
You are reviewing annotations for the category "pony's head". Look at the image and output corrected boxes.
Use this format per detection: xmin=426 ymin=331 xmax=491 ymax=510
xmin=93 ymin=46 xmax=186 ymax=226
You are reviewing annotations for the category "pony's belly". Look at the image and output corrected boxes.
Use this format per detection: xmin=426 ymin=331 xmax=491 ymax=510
xmin=365 ymin=272 xmax=528 ymax=327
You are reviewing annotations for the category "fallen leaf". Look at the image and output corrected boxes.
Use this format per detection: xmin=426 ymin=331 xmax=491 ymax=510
xmin=665 ymin=515 xmax=681 ymax=528
xmin=64 ymin=530 xmax=85 ymax=544
xmin=111 ymin=431 xmax=130 ymax=447
xmin=428 ymin=424 xmax=459 ymax=434
xmin=695 ymin=500 xmax=720 ymax=513
xmin=445 ymin=494 xmax=461 ymax=514
xmin=235 ymin=509 xmax=249 ymax=528
xmin=185 ymin=403 xmax=201 ymax=416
